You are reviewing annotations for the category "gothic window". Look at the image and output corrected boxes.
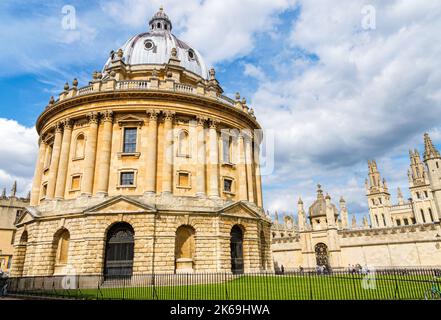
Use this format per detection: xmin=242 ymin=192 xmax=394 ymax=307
xmin=379 ymin=198 xmax=382 ymax=205
xmin=123 ymin=127 xmax=137 ymax=153
xmin=416 ymin=192 xmax=421 ymax=199
xmin=411 ymin=218 xmax=416 ymax=224
xmin=55 ymin=229 xmax=70 ymax=266
xmin=372 ymin=199 xmax=375 ymax=205
xmin=74 ymin=134 xmax=85 ymax=159
xmin=178 ymin=130 xmax=189 ymax=157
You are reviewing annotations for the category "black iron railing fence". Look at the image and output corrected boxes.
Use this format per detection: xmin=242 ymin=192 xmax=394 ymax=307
xmin=3 ymin=268 xmax=441 ymax=300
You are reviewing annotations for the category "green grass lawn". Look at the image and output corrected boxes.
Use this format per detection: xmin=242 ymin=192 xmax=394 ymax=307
xmin=32 ymin=273 xmax=435 ymax=300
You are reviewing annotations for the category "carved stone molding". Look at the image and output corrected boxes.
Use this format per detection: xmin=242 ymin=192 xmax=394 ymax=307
xmin=101 ymin=110 xmax=114 ymax=123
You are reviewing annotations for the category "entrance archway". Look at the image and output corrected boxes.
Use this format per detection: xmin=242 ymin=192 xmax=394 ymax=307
xmin=104 ymin=222 xmax=134 ymax=279
xmin=230 ymin=225 xmax=244 ymax=274
xmin=315 ymin=243 xmax=329 ymax=267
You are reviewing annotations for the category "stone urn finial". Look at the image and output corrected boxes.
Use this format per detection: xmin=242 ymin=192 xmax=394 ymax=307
xmin=72 ymin=78 xmax=78 ymax=88
xmin=49 ymin=96 xmax=55 ymax=105
xmin=235 ymin=92 xmax=241 ymax=101
xmin=171 ymin=47 xmax=177 ymax=58
xmin=209 ymin=68 xmax=216 ymax=80
xmin=117 ymin=48 xmax=124 ymax=59
xmin=64 ymin=82 xmax=69 ymax=91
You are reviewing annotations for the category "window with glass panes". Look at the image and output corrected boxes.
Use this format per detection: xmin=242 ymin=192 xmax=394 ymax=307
xmin=120 ymin=172 xmax=135 ymax=186
xmin=123 ymin=128 xmax=137 ymax=153
xmin=224 ymin=178 xmax=233 ymax=193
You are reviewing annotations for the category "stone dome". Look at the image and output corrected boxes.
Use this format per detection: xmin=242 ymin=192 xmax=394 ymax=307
xmin=308 ymin=185 xmax=338 ymax=218
xmin=103 ymin=7 xmax=209 ymax=79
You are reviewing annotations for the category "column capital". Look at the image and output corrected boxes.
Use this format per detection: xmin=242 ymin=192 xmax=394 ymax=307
xmin=163 ymin=110 xmax=176 ymax=121
xmin=208 ymin=118 xmax=220 ymax=129
xmin=195 ymin=115 xmax=208 ymax=127
xmin=61 ymin=118 xmax=74 ymax=130
xmin=101 ymin=110 xmax=114 ymax=123
xmin=54 ymin=121 xmax=63 ymax=133
xmin=146 ymin=109 xmax=160 ymax=121
xmin=87 ymin=111 xmax=99 ymax=125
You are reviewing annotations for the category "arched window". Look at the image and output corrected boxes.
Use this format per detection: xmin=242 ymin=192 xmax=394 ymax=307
xmin=104 ymin=222 xmax=134 ymax=279
xmin=157 ymin=22 xmax=161 ymax=28
xmin=230 ymin=225 xmax=244 ymax=274
xmin=175 ymin=225 xmax=195 ymax=273
xmin=74 ymin=134 xmax=85 ymax=159
xmin=222 ymin=135 xmax=233 ymax=164
xmin=178 ymin=130 xmax=189 ymax=157
xmin=55 ymin=229 xmax=70 ymax=266
xmin=421 ymin=209 xmax=426 ymax=223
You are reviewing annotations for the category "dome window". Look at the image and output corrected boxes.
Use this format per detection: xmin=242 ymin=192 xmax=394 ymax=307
xmin=144 ymin=40 xmax=155 ymax=51
xmin=188 ymin=49 xmax=195 ymax=60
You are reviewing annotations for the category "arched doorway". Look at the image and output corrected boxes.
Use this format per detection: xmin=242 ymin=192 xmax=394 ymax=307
xmin=315 ymin=243 xmax=329 ymax=268
xmin=53 ymin=229 xmax=70 ymax=275
xmin=175 ymin=225 xmax=195 ymax=273
xmin=260 ymin=230 xmax=266 ymax=270
xmin=14 ymin=231 xmax=28 ymax=276
xmin=104 ymin=222 xmax=134 ymax=279
xmin=230 ymin=225 xmax=244 ymax=274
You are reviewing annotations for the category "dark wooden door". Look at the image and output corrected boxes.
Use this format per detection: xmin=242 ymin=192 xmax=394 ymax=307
xmin=230 ymin=226 xmax=244 ymax=274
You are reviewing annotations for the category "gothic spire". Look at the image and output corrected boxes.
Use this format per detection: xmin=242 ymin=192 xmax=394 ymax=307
xmin=423 ymin=133 xmax=441 ymax=161
xmin=11 ymin=181 xmax=17 ymax=197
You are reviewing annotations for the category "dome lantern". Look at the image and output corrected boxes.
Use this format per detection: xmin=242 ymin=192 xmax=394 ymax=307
xmin=149 ymin=6 xmax=172 ymax=32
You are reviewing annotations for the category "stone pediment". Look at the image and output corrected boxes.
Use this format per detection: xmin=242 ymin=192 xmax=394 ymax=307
xmin=84 ymin=196 xmax=156 ymax=215
xmin=218 ymin=201 xmax=262 ymax=220
xmin=117 ymin=114 xmax=144 ymax=127
xmin=15 ymin=207 xmax=41 ymax=226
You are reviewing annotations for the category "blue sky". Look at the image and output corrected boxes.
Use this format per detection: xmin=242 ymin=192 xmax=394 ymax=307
xmin=1 ymin=0 xmax=441 ymax=223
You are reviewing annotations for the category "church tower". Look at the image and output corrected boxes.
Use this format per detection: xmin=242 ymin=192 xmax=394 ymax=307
xmin=423 ymin=133 xmax=441 ymax=222
xmin=366 ymin=160 xmax=392 ymax=227
xmin=408 ymin=147 xmax=437 ymax=223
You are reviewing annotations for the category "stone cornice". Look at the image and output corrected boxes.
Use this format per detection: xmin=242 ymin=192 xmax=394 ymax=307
xmin=36 ymin=90 xmax=261 ymax=134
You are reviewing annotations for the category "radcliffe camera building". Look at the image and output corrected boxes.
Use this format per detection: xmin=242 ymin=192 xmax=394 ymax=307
xmin=11 ymin=8 xmax=271 ymax=277
xmin=272 ymin=134 xmax=441 ymax=269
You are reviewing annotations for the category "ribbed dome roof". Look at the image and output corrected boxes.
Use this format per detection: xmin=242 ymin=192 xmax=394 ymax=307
xmin=308 ymin=185 xmax=338 ymax=218
xmin=103 ymin=7 xmax=209 ymax=79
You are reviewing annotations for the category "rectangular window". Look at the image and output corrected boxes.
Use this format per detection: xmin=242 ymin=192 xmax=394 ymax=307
xmin=71 ymin=175 xmax=81 ymax=190
xmin=222 ymin=136 xmax=232 ymax=163
xmin=123 ymin=128 xmax=137 ymax=153
xmin=41 ymin=183 xmax=48 ymax=198
xmin=120 ymin=172 xmax=135 ymax=186
xmin=403 ymin=218 xmax=409 ymax=225
xmin=424 ymin=191 xmax=428 ymax=198
xmin=223 ymin=178 xmax=233 ymax=193
xmin=396 ymin=219 xmax=401 ymax=226
xmin=411 ymin=218 xmax=416 ymax=224
xmin=178 ymin=172 xmax=190 ymax=188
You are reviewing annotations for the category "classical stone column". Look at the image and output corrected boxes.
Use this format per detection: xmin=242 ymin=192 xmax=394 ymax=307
xmin=162 ymin=111 xmax=175 ymax=194
xmin=254 ymin=134 xmax=263 ymax=207
xmin=237 ymin=134 xmax=248 ymax=201
xmin=96 ymin=110 xmax=114 ymax=196
xmin=208 ymin=118 xmax=220 ymax=198
xmin=46 ymin=122 xmax=63 ymax=199
xmin=244 ymin=132 xmax=255 ymax=203
xmin=145 ymin=110 xmax=159 ymax=195
xmin=81 ymin=112 xmax=99 ymax=196
xmin=54 ymin=118 xmax=73 ymax=199
xmin=30 ymin=137 xmax=47 ymax=205
xmin=195 ymin=115 xmax=206 ymax=197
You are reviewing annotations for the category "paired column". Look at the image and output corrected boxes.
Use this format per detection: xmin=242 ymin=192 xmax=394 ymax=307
xmin=54 ymin=118 xmax=73 ymax=199
xmin=244 ymin=132 xmax=255 ymax=203
xmin=96 ymin=110 xmax=114 ymax=196
xmin=195 ymin=116 xmax=206 ymax=197
xmin=145 ymin=110 xmax=159 ymax=194
xmin=30 ymin=137 xmax=47 ymax=205
xmin=208 ymin=118 xmax=220 ymax=198
xmin=161 ymin=111 xmax=175 ymax=194
xmin=254 ymin=134 xmax=263 ymax=207
xmin=46 ymin=122 xmax=63 ymax=199
xmin=237 ymin=134 xmax=248 ymax=201
xmin=81 ymin=112 xmax=99 ymax=196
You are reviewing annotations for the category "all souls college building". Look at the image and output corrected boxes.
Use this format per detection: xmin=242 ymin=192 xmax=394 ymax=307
xmin=8 ymin=8 xmax=441 ymax=277
xmin=11 ymin=8 xmax=271 ymax=277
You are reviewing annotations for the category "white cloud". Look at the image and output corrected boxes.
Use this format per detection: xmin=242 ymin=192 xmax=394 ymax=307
xmin=0 ymin=119 xmax=38 ymax=197
xmin=254 ymin=0 xmax=441 ymax=214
